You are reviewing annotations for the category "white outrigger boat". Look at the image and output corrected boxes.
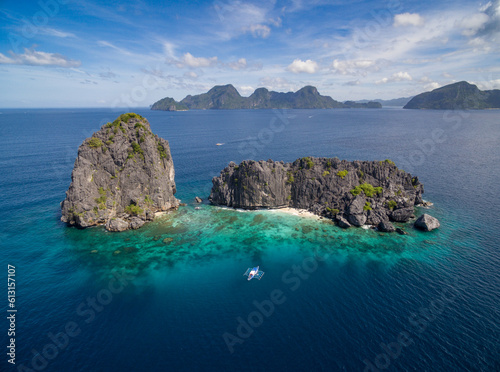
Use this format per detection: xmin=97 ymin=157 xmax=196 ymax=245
xmin=243 ymin=266 xmax=264 ymax=281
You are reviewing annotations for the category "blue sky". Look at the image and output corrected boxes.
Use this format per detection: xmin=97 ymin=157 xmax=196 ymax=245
xmin=1 ymin=0 xmax=499 ymax=107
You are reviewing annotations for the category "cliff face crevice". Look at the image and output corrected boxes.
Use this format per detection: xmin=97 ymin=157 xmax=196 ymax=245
xmin=61 ymin=113 xmax=179 ymax=231
xmin=209 ymin=157 xmax=424 ymax=227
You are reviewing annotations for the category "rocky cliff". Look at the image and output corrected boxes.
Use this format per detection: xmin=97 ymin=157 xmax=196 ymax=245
xmin=61 ymin=113 xmax=179 ymax=231
xmin=209 ymin=158 xmax=425 ymax=228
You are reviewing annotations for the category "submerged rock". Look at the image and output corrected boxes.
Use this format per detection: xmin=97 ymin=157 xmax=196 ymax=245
xmin=414 ymin=214 xmax=440 ymax=231
xmin=378 ymin=220 xmax=396 ymax=233
xmin=395 ymin=228 xmax=408 ymax=235
xmin=195 ymin=196 xmax=203 ymax=203
xmin=61 ymin=113 xmax=179 ymax=231
xmin=209 ymin=157 xmax=424 ymax=228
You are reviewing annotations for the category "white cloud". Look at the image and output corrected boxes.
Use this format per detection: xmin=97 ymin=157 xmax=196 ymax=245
xmin=97 ymin=40 xmax=133 ymax=56
xmin=213 ymin=2 xmax=276 ymax=40
xmin=458 ymin=13 xmax=490 ymax=36
xmin=376 ymin=71 xmax=412 ymax=84
xmin=39 ymin=28 xmax=76 ymax=38
xmin=424 ymin=82 xmax=441 ymax=90
xmin=477 ymin=79 xmax=500 ymax=89
xmin=162 ymin=42 xmax=176 ymax=58
xmin=245 ymin=24 xmax=271 ymax=38
xmin=177 ymin=52 xmax=218 ymax=68
xmin=287 ymin=59 xmax=319 ymax=74
xmin=0 ymin=48 xmax=81 ymax=68
xmin=184 ymin=71 xmax=198 ymax=79
xmin=331 ymin=59 xmax=382 ymax=76
xmin=228 ymin=58 xmax=247 ymax=70
xmin=239 ymin=85 xmax=254 ymax=95
xmin=394 ymin=13 xmax=424 ymax=27
xmin=259 ymin=76 xmax=299 ymax=92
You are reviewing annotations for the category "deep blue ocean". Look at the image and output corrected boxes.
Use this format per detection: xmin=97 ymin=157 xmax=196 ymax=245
xmin=0 ymin=108 xmax=499 ymax=372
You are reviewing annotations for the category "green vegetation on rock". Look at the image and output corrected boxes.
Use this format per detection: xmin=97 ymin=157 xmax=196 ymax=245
xmin=302 ymin=157 xmax=314 ymax=169
xmin=88 ymin=137 xmax=103 ymax=148
xmin=387 ymin=200 xmax=397 ymax=210
xmin=95 ymin=187 xmax=107 ymax=209
xmin=350 ymin=183 xmax=383 ymax=197
xmin=157 ymin=143 xmax=168 ymax=159
xmin=125 ymin=203 xmax=143 ymax=215
xmin=326 ymin=207 xmax=339 ymax=215
xmin=337 ymin=170 xmax=348 ymax=179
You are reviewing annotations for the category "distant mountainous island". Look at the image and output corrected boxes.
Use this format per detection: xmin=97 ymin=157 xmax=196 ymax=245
xmin=151 ymin=85 xmax=382 ymax=110
xmin=357 ymin=97 xmax=413 ymax=107
xmin=404 ymin=81 xmax=500 ymax=110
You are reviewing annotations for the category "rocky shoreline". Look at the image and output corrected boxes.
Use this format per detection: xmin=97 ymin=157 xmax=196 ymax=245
xmin=209 ymin=157 xmax=440 ymax=232
xmin=61 ymin=114 xmax=439 ymax=233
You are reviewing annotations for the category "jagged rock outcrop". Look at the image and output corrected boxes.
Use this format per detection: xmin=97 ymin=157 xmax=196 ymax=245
xmin=210 ymin=157 xmax=431 ymax=228
xmin=61 ymin=113 xmax=179 ymax=231
xmin=378 ymin=220 xmax=396 ymax=233
xmin=414 ymin=214 xmax=440 ymax=231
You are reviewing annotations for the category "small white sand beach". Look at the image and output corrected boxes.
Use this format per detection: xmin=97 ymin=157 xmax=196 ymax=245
xmin=267 ymin=207 xmax=322 ymax=220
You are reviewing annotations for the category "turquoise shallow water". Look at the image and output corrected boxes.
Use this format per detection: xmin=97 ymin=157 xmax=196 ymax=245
xmin=0 ymin=108 xmax=499 ymax=371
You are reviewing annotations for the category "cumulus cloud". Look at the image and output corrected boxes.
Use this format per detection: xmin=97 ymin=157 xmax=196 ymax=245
xmin=0 ymin=48 xmax=81 ymax=68
xmin=376 ymin=71 xmax=413 ymax=84
xmin=394 ymin=13 xmax=424 ymax=27
xmin=287 ymin=59 xmax=319 ymax=74
xmin=457 ymin=0 xmax=500 ymax=39
xmin=177 ymin=52 xmax=218 ymax=68
xmin=424 ymin=82 xmax=441 ymax=90
xmin=259 ymin=76 xmax=298 ymax=91
xmin=239 ymin=85 xmax=255 ymax=95
xmin=458 ymin=13 xmax=490 ymax=36
xmin=245 ymin=24 xmax=271 ymax=38
xmin=228 ymin=58 xmax=247 ymax=70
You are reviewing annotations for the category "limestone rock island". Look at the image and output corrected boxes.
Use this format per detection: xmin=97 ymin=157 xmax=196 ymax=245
xmin=61 ymin=113 xmax=179 ymax=231
xmin=210 ymin=158 xmax=433 ymax=229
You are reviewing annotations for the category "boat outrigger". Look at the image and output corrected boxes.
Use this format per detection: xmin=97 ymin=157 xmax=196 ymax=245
xmin=244 ymin=266 xmax=264 ymax=281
